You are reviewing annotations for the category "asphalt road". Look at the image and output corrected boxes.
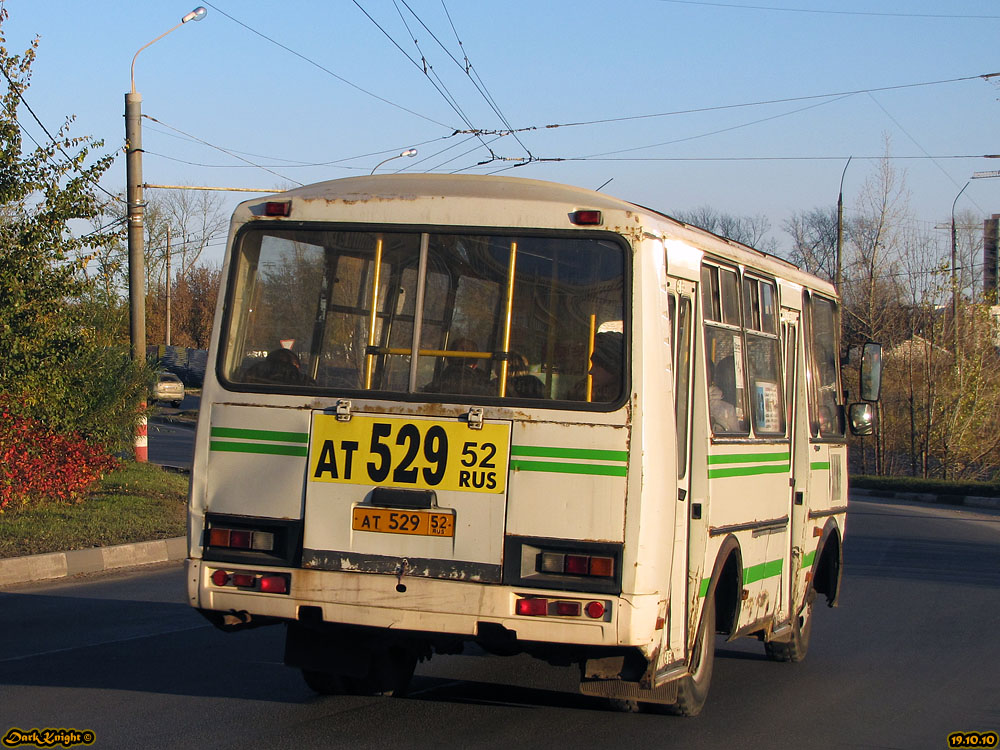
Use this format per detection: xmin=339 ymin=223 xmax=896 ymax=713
xmin=2 ymin=496 xmax=998 ymax=750
xmin=147 ymin=393 xmax=199 ymax=470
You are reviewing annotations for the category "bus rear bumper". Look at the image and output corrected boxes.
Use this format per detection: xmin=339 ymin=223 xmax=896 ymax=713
xmin=187 ymin=558 xmax=658 ymax=649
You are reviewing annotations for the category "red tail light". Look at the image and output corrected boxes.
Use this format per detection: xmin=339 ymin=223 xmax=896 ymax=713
xmin=264 ymin=201 xmax=291 ymax=217
xmin=260 ymin=575 xmax=288 ymax=594
xmin=516 ymin=598 xmax=548 ymax=616
xmin=585 ymin=601 xmax=606 ymax=619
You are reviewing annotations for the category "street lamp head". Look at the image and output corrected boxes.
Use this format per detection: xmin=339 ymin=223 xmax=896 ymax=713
xmin=401 ymin=148 xmax=418 ymax=158
xmin=370 ymin=148 xmax=419 ymax=174
xmin=182 ymin=6 xmax=208 ymax=23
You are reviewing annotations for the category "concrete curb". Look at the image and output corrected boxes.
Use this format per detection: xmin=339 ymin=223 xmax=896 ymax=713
xmin=851 ymin=487 xmax=1000 ymax=511
xmin=0 ymin=537 xmax=186 ymax=588
xmin=2 ymin=488 xmax=996 ymax=589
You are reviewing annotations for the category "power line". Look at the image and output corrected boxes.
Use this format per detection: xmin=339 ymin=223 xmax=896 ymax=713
xmin=142 ymin=114 xmax=303 ymax=187
xmin=0 ymin=63 xmax=123 ymax=205
xmin=352 ymin=0 xmax=502 ymax=166
xmin=490 ymin=72 xmax=998 ymax=133
xmin=201 ymin=1 xmax=456 ymax=130
xmin=652 ymin=0 xmax=1000 ymax=20
xmin=579 ymin=92 xmax=855 ymax=158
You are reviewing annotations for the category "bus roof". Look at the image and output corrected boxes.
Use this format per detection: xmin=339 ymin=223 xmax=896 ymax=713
xmin=239 ymin=174 xmax=835 ymax=296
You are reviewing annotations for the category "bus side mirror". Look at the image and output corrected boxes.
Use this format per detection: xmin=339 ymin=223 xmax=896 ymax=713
xmin=848 ymin=402 xmax=875 ymax=436
xmin=859 ymin=342 xmax=882 ymax=402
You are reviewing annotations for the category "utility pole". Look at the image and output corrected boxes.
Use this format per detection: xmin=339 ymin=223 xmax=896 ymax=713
xmin=165 ymin=226 xmax=172 ymax=347
xmin=836 ymin=157 xmax=852 ymax=293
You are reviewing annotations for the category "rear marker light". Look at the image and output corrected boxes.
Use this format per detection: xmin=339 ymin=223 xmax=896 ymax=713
xmin=585 ymin=601 xmax=606 ymax=619
xmin=207 ymin=527 xmax=275 ymax=552
xmin=535 ymin=551 xmax=615 ymax=578
xmin=516 ymin=598 xmax=548 ymax=617
xmin=538 ymin=552 xmax=564 ymax=574
xmin=554 ymin=601 xmax=581 ymax=617
xmin=251 ymin=531 xmax=275 ymax=552
xmin=588 ymin=556 xmax=614 ymax=578
xmin=211 ymin=570 xmax=230 ymax=587
xmin=264 ymin=201 xmax=291 ymax=217
xmin=570 ymin=209 xmax=602 ymax=225
xmin=260 ymin=575 xmax=288 ymax=594
xmin=208 ymin=528 xmax=231 ymax=547
xmin=565 ymin=555 xmax=589 ymax=575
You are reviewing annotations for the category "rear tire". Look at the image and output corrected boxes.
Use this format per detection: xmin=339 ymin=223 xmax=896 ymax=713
xmin=301 ymin=647 xmax=417 ymax=698
xmin=667 ymin=595 xmax=716 ymax=716
xmin=765 ymin=589 xmax=814 ymax=663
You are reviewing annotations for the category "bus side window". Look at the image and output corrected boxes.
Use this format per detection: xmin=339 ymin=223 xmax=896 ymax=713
xmin=673 ymin=295 xmax=693 ymax=478
xmin=702 ymin=262 xmax=749 ymax=436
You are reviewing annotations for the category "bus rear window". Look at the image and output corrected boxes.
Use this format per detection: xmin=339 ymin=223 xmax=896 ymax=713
xmin=220 ymin=228 xmax=627 ymax=405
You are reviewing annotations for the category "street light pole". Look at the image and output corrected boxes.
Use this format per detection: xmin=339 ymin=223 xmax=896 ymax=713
xmin=370 ymin=148 xmax=418 ymax=175
xmin=125 ymin=7 xmax=206 ymax=462
xmin=951 ymin=181 xmax=970 ymax=355
xmin=835 ymin=156 xmax=852 ymax=294
xmin=125 ymin=6 xmax=207 ymax=363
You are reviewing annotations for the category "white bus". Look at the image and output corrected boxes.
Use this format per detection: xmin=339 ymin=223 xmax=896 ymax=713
xmin=187 ymin=174 xmax=881 ymax=714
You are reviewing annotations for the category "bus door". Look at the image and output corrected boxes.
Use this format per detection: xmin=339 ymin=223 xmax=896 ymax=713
xmin=667 ymin=281 xmax=696 ymax=659
xmin=781 ymin=310 xmax=804 ymax=623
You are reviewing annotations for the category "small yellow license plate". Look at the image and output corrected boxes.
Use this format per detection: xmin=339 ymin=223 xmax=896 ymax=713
xmin=352 ymin=507 xmax=454 ymax=537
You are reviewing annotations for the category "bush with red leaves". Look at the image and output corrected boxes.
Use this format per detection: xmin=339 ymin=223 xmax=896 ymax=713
xmin=0 ymin=397 xmax=120 ymax=511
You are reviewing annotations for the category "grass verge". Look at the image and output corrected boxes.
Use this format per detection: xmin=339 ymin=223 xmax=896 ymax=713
xmin=0 ymin=462 xmax=188 ymax=559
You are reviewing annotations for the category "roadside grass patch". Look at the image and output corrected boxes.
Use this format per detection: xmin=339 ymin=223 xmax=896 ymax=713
xmin=0 ymin=462 xmax=188 ymax=558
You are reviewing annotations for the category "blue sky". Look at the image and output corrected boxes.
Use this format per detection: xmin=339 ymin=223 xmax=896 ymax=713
xmin=5 ymin=1 xmax=1000 ymax=263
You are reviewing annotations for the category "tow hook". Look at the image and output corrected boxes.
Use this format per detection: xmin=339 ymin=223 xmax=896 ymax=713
xmin=396 ymin=559 xmax=409 ymax=593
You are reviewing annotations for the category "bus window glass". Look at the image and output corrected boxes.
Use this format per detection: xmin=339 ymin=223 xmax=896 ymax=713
xmin=720 ymin=268 xmax=740 ymax=326
xmin=221 ymin=228 xmax=626 ymax=406
xmin=807 ymin=295 xmax=844 ymax=437
xmin=675 ymin=296 xmax=693 ymax=476
xmin=760 ymin=282 xmax=777 ymax=334
xmin=746 ymin=333 xmax=785 ymax=436
xmin=701 ymin=265 xmax=720 ymax=322
xmin=705 ymin=326 xmax=749 ymax=435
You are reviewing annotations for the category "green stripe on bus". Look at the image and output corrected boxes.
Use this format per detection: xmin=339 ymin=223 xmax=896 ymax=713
xmin=210 ymin=427 xmax=309 ymax=443
xmin=511 ymin=445 xmax=628 ymax=462
xmin=707 ymin=452 xmax=790 ymax=465
xmin=509 ymin=460 xmax=628 ymax=477
xmin=811 ymin=461 xmax=831 ymax=470
xmin=801 ymin=550 xmax=816 ymax=569
xmin=743 ymin=558 xmax=783 ymax=585
xmin=698 ymin=558 xmax=783 ymax=598
xmin=708 ymin=464 xmax=790 ymax=479
xmin=210 ymin=441 xmax=308 ymax=457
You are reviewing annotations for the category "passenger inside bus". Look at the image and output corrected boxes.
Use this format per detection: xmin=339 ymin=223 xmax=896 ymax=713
xmin=242 ymin=347 xmax=312 ymax=386
xmin=505 ymin=352 xmax=544 ymax=398
xmin=709 ymin=356 xmax=740 ymax=433
xmin=423 ymin=337 xmax=493 ymax=396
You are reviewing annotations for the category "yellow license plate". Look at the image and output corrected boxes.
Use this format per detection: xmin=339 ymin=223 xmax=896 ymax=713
xmin=310 ymin=415 xmax=510 ymax=494
xmin=352 ymin=507 xmax=454 ymax=537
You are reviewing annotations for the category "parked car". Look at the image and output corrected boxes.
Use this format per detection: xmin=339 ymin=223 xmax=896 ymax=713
xmin=152 ymin=371 xmax=185 ymax=407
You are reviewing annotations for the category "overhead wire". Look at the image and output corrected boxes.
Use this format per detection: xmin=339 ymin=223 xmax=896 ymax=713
xmin=142 ymin=114 xmax=304 ymax=186
xmin=400 ymin=0 xmax=533 ymax=160
xmin=652 ymin=1 xmax=1000 ymax=20
xmin=0 ymin=64 xmax=123 ymax=204
xmin=352 ymin=0 xmax=500 ymax=164
xmin=201 ymin=1 xmax=456 ymax=130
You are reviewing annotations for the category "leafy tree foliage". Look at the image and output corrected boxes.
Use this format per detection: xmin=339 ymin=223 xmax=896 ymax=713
xmin=0 ymin=11 xmax=148 ymax=452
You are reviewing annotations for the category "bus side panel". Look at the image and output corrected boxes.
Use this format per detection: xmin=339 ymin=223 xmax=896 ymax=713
xmin=504 ymin=420 xmax=628 ymax=544
xmin=204 ymin=404 xmax=310 ymax=521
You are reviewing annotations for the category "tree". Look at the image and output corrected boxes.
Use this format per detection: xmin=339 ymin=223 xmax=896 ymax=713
xmin=672 ymin=205 xmax=779 ymax=253
xmin=146 ymin=262 xmax=221 ymax=349
xmin=783 ymin=207 xmax=837 ymax=281
xmin=0 ymin=11 xmax=148 ymax=451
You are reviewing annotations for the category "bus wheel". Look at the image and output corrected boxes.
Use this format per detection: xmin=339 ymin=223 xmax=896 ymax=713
xmin=765 ymin=589 xmax=814 ymax=663
xmin=667 ymin=596 xmax=716 ymax=717
xmin=345 ymin=647 xmax=418 ymax=697
xmin=301 ymin=669 xmax=347 ymax=695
